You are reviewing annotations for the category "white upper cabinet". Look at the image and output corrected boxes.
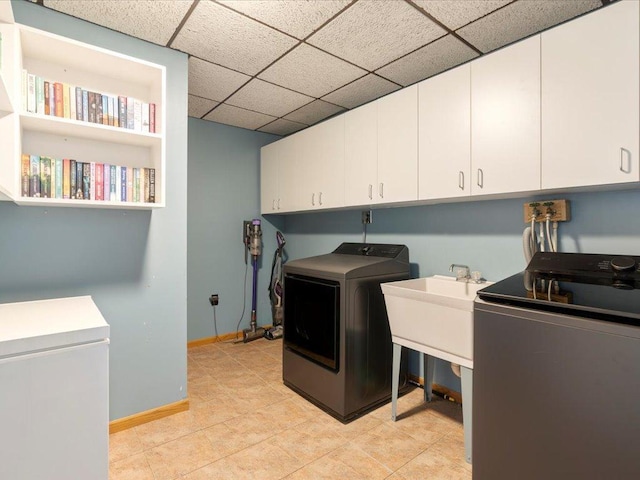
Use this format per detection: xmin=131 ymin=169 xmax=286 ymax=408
xmin=260 ymin=133 xmax=300 ymax=214
xmin=295 ymin=115 xmax=345 ymax=211
xmin=471 ymin=35 xmax=541 ymax=195
xmin=260 ymin=141 xmax=280 ymax=214
xmin=541 ymin=0 xmax=639 ymax=189
xmin=419 ymin=64 xmax=471 ymax=200
xmin=344 ymin=101 xmax=377 ymax=206
xmin=377 ymin=85 xmax=418 ymax=203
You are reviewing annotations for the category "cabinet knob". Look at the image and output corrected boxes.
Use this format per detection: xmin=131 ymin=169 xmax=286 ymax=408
xmin=458 ymin=171 xmax=465 ymax=190
xmin=477 ymin=168 xmax=484 ymax=188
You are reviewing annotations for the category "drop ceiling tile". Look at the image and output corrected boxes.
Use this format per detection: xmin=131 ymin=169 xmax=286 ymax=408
xmin=284 ymin=100 xmax=345 ymax=125
xmin=226 ymin=79 xmax=314 ymax=118
xmin=413 ymin=0 xmax=512 ymax=31
xmin=43 ymin=0 xmax=193 ymax=45
xmin=258 ymin=43 xmax=367 ymax=98
xmin=189 ymin=57 xmax=250 ymax=102
xmin=321 ymin=74 xmax=400 ymax=109
xmin=203 ymin=103 xmax=276 ymax=130
xmin=188 ymin=95 xmax=218 ymax=118
xmin=457 ymin=0 xmax=601 ymax=53
xmin=307 ymin=0 xmax=446 ymax=71
xmin=377 ymin=35 xmax=479 ymax=87
xmin=258 ymin=118 xmax=307 ymax=136
xmin=218 ymin=0 xmax=350 ymax=40
xmin=172 ymin=0 xmax=298 ymax=75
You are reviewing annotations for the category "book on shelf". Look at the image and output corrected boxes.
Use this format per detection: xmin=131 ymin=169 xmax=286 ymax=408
xmin=103 ymin=162 xmax=110 ymax=202
xmin=90 ymin=162 xmax=96 ymax=200
xmin=118 ymin=96 xmax=126 ymax=128
xmin=88 ymin=91 xmax=96 ymax=123
xmin=101 ymin=94 xmax=108 ymax=126
xmin=55 ymin=158 xmax=63 ymax=199
xmin=69 ymin=85 xmax=76 ymax=121
xmin=115 ymin=165 xmax=121 ymax=202
xmin=30 ymin=155 xmax=40 ymax=198
xmin=70 ymin=159 xmax=77 ymax=199
xmin=126 ymin=97 xmax=134 ymax=130
xmin=121 ymin=166 xmax=127 ymax=201
xmin=27 ymin=73 xmax=35 ymax=113
xmin=40 ymin=156 xmax=51 ymax=198
xmin=36 ymin=77 xmax=44 ymax=115
xmin=21 ymin=154 xmax=30 ymax=197
xmin=44 ymin=81 xmax=50 ymax=116
xmin=82 ymin=89 xmax=89 ymax=122
xmin=74 ymin=161 xmax=83 ymax=200
xmin=126 ymin=167 xmax=133 ymax=202
xmin=75 ymin=87 xmax=83 ymax=121
xmin=133 ymin=99 xmax=142 ymax=131
xmin=63 ymin=159 xmax=71 ymax=199
xmin=82 ymin=163 xmax=90 ymax=200
xmin=149 ymin=168 xmax=155 ymax=203
xmin=133 ymin=168 xmax=140 ymax=202
xmin=142 ymin=103 xmax=149 ymax=133
xmin=95 ymin=163 xmax=104 ymax=201
xmin=48 ymin=83 xmax=54 ymax=117
xmin=54 ymin=82 xmax=63 ymax=117
xmin=143 ymin=167 xmax=149 ymax=203
xmin=149 ymin=104 xmax=156 ymax=133
xmin=49 ymin=157 xmax=56 ymax=198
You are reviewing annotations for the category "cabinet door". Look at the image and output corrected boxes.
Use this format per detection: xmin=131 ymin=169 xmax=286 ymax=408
xmin=377 ymin=85 xmax=418 ymax=203
xmin=541 ymin=0 xmax=639 ymax=189
xmin=260 ymin=142 xmax=279 ymax=214
xmin=277 ymin=134 xmax=300 ymax=213
xmin=344 ymin=102 xmax=377 ymax=206
xmin=419 ymin=64 xmax=471 ymax=200
xmin=471 ymin=35 xmax=540 ymax=195
xmin=313 ymin=115 xmax=344 ymax=210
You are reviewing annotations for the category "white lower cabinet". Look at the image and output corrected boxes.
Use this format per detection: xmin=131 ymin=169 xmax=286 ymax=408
xmin=419 ymin=64 xmax=471 ymax=200
xmin=471 ymin=35 xmax=541 ymax=195
xmin=541 ymin=0 xmax=639 ymax=189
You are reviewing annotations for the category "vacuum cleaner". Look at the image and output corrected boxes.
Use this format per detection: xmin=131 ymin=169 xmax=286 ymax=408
xmin=242 ymin=219 xmax=265 ymax=343
xmin=265 ymin=231 xmax=285 ymax=340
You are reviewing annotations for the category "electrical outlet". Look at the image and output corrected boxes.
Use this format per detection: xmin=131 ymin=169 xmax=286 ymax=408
xmin=209 ymin=294 xmax=219 ymax=306
xmin=361 ymin=210 xmax=372 ymax=224
xmin=523 ymin=199 xmax=570 ymax=223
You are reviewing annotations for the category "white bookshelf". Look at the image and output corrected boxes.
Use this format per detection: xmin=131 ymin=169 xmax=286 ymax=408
xmin=0 ymin=19 xmax=166 ymax=209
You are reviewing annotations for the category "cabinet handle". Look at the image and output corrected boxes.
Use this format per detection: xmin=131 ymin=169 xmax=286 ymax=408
xmin=277 ymin=198 xmax=280 ymax=210
xmin=319 ymin=192 xmax=323 ymax=206
xmin=620 ymin=147 xmax=632 ymax=173
xmin=379 ymin=182 xmax=384 ymax=198
xmin=272 ymin=199 xmax=276 ymax=210
xmin=477 ymin=168 xmax=484 ymax=188
xmin=368 ymin=184 xmax=373 ymax=200
xmin=458 ymin=171 xmax=464 ymax=190
xmin=311 ymin=193 xmax=315 ymax=206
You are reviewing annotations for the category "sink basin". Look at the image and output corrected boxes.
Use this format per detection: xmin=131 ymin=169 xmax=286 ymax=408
xmin=381 ymin=275 xmax=492 ymax=368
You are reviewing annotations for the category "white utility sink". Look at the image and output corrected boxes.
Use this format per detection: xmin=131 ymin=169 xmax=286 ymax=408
xmin=381 ymin=275 xmax=491 ymax=368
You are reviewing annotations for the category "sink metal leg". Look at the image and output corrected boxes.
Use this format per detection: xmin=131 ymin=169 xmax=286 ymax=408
xmin=461 ymin=365 xmax=473 ymax=464
xmin=423 ymin=353 xmax=435 ymax=402
xmin=391 ymin=343 xmax=402 ymax=421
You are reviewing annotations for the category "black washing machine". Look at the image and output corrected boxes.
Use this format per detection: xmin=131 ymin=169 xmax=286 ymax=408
xmin=282 ymin=243 xmax=410 ymax=422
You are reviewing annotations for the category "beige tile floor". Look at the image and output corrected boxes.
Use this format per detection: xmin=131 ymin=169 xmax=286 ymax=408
xmin=109 ymin=338 xmax=472 ymax=480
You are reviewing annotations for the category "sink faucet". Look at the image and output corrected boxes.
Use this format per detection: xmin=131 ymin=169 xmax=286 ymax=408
xmin=450 ymin=264 xmax=471 ymax=282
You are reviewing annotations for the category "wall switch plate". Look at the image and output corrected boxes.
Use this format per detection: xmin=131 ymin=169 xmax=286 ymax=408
xmin=362 ymin=210 xmax=372 ymax=224
xmin=523 ymin=199 xmax=570 ymax=223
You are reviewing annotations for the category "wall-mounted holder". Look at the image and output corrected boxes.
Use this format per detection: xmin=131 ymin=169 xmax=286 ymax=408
xmin=523 ymin=199 xmax=570 ymax=223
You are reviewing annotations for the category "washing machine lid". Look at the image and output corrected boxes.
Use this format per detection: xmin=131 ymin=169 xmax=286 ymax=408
xmin=477 ymin=252 xmax=640 ymax=325
xmin=284 ymin=243 xmax=409 ymax=279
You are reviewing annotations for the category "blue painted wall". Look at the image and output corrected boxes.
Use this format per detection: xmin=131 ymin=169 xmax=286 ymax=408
xmin=3 ymin=1 xmax=189 ymax=420
xmin=278 ymin=188 xmax=640 ymax=390
xmin=187 ymin=118 xmax=281 ymax=341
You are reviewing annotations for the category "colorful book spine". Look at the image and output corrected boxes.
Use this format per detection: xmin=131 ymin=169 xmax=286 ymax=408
xmin=102 ymin=95 xmax=108 ymax=125
xmin=118 ymin=96 xmax=127 ymax=128
xmin=27 ymin=73 xmax=36 ymax=113
xmin=115 ymin=165 xmax=121 ymax=202
xmin=82 ymin=89 xmax=89 ymax=122
xmin=133 ymin=99 xmax=142 ymax=131
xmin=63 ymin=159 xmax=71 ymax=199
xmin=90 ymin=162 xmax=96 ymax=200
xmin=49 ymin=156 xmax=56 ymax=198
xmin=149 ymin=103 xmax=156 ymax=133
xmin=75 ymin=87 xmax=83 ymax=121
xmin=143 ymin=167 xmax=149 ymax=202
xmin=54 ymin=158 xmax=63 ymax=199
xmin=70 ymin=159 xmax=77 ymax=199
xmin=88 ymin=91 xmax=96 ymax=123
xmin=62 ymin=83 xmax=70 ymax=119
xmin=95 ymin=163 xmax=104 ymax=201
xmin=97 ymin=94 xmax=104 ymax=124
xmin=112 ymin=96 xmax=119 ymax=127
xmin=149 ymin=168 xmax=155 ymax=203
xmin=44 ymin=81 xmax=50 ymax=116
xmin=21 ymin=154 xmax=30 ymax=197
xmin=30 ymin=155 xmax=40 ymax=197
xmin=110 ymin=164 xmax=116 ymax=201
xmin=126 ymin=167 xmax=133 ymax=201
xmin=40 ymin=156 xmax=51 ymax=198
xmin=48 ymin=83 xmax=55 ymax=117
xmin=103 ymin=163 xmax=110 ymax=201
xmin=126 ymin=97 xmax=134 ymax=129
xmin=121 ymin=166 xmax=127 ymax=201
xmin=54 ymin=82 xmax=64 ymax=117
xmin=133 ymin=167 xmax=140 ymax=202
xmin=75 ymin=161 xmax=84 ymax=200
xmin=69 ymin=85 xmax=76 ymax=120
xmin=36 ymin=76 xmax=45 ymax=114
xmin=82 ymin=163 xmax=90 ymax=200
xmin=142 ymin=103 xmax=149 ymax=133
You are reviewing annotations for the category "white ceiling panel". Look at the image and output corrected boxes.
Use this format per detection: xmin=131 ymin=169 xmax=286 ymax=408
xmin=43 ymin=0 xmax=193 ymax=46
xmin=321 ymin=74 xmax=400 ymax=109
xmin=218 ymin=0 xmax=351 ymax=40
xmin=258 ymin=43 xmax=367 ymax=98
xmin=308 ymin=0 xmax=446 ymax=71
xmin=284 ymin=100 xmax=345 ymax=125
xmin=377 ymin=35 xmax=479 ymax=87
xmin=226 ymin=79 xmax=314 ymax=118
xmin=189 ymin=95 xmax=219 ymax=118
xmin=172 ymin=0 xmax=298 ymax=75
xmin=258 ymin=118 xmax=307 ymax=136
xmin=457 ymin=0 xmax=602 ymax=53
xmin=188 ymin=57 xmax=250 ymax=102
xmin=204 ymin=104 xmax=276 ymax=130
xmin=413 ymin=0 xmax=512 ymax=31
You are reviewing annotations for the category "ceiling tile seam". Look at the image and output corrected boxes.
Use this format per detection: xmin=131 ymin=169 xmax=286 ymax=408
xmin=299 ymin=0 xmax=359 ymax=42
xmin=405 ymin=0 xmax=484 ymax=56
xmin=254 ymin=117 xmax=306 ymax=133
xmin=212 ymin=0 xmax=301 ymax=43
xmin=187 ymin=54 xmax=254 ymax=80
xmin=317 ymin=72 xmax=401 ymax=106
xmin=371 ymin=32 xmax=450 ymax=73
xmin=166 ymin=0 xmax=200 ymax=48
xmin=280 ymin=97 xmax=345 ymax=122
